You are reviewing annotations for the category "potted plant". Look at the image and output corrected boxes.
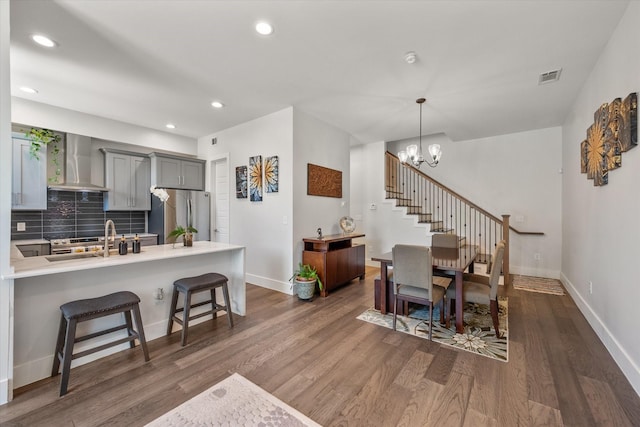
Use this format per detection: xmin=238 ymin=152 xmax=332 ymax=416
xmin=168 ymin=225 xmax=198 ymax=247
xmin=290 ymin=263 xmax=323 ymax=300
xmin=26 ymin=127 xmax=62 ymax=184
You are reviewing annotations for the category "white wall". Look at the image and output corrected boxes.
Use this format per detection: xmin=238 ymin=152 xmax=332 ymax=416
xmin=0 ymin=0 xmax=14 ymax=405
xmin=197 ymin=108 xmax=354 ymax=294
xmin=356 ymin=127 xmax=563 ymax=277
xmin=292 ymin=109 xmax=353 ymax=267
xmin=12 ymin=98 xmax=196 ymax=154
xmin=561 ymin=1 xmax=640 ymax=394
xmin=198 ymin=108 xmax=294 ymax=293
xmin=351 ymin=140 xmax=435 ymax=261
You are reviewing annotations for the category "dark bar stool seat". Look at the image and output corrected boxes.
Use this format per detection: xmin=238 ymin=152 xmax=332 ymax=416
xmin=167 ymin=272 xmax=234 ymax=346
xmin=52 ymin=291 xmax=150 ymax=396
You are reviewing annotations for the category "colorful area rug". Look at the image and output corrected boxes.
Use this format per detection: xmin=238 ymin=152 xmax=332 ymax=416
xmin=357 ymin=297 xmax=508 ymax=362
xmin=146 ymin=373 xmax=321 ymax=426
xmin=513 ymin=275 xmax=565 ymax=295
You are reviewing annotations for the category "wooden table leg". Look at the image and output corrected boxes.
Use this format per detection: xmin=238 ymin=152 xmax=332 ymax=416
xmin=455 ymin=271 xmax=464 ymax=334
xmin=380 ymin=263 xmax=388 ymax=315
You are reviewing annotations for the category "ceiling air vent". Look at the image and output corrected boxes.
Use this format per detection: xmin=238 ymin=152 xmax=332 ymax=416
xmin=538 ymin=68 xmax=562 ymax=85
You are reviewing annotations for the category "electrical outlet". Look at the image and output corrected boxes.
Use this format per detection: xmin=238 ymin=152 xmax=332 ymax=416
xmin=17 ymin=222 xmax=26 ymax=232
xmin=589 ymin=281 xmax=593 ymax=294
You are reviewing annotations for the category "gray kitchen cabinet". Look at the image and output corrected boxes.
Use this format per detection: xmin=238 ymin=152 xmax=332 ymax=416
xmin=149 ymin=152 xmax=205 ymax=190
xmin=12 ymin=134 xmax=48 ymax=210
xmin=102 ymin=149 xmax=151 ymax=211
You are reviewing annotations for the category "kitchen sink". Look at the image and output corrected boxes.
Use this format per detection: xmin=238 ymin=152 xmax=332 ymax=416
xmin=45 ymin=252 xmax=101 ymax=262
xmin=44 ymin=248 xmax=141 ymax=261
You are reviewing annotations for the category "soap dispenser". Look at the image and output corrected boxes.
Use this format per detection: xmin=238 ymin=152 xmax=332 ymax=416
xmin=132 ymin=234 xmax=141 ymax=254
xmin=118 ymin=235 xmax=128 ymax=255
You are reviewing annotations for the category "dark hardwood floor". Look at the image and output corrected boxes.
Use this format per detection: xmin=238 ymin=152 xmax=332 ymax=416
xmin=1 ymin=266 xmax=639 ymax=426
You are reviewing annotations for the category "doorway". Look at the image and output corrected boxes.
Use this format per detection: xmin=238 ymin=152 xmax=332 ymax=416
xmin=210 ymin=156 xmax=230 ymax=243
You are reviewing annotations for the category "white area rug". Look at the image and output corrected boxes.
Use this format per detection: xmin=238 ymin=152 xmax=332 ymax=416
xmin=146 ymin=373 xmax=321 ymax=426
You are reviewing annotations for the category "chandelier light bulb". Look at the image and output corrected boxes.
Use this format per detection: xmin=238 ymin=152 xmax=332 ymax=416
xmin=398 ymin=98 xmax=441 ymax=168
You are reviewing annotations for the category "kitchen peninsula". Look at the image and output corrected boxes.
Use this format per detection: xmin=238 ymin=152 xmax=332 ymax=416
xmin=4 ymin=241 xmax=245 ymax=389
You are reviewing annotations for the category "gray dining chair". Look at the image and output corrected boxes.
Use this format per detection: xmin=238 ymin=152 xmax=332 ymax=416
xmin=431 ymin=233 xmax=459 ymax=281
xmin=431 ymin=233 xmax=459 ymax=248
xmin=392 ymin=244 xmax=451 ymax=340
xmin=447 ymin=240 xmax=505 ymax=338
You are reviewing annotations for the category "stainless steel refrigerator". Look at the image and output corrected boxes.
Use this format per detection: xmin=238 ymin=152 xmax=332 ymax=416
xmin=149 ymin=189 xmax=211 ymax=244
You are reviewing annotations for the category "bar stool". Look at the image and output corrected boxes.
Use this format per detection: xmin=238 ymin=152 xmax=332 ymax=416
xmin=52 ymin=291 xmax=150 ymax=396
xmin=167 ymin=272 xmax=234 ymax=346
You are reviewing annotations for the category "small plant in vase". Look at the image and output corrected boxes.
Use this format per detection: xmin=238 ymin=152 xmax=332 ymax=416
xmin=168 ymin=225 xmax=198 ymax=247
xmin=290 ymin=263 xmax=323 ymax=300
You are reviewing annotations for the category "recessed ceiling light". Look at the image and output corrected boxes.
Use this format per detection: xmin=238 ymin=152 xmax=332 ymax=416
xmin=31 ymin=34 xmax=57 ymax=48
xmin=255 ymin=22 xmax=274 ymax=36
xmin=19 ymin=86 xmax=38 ymax=94
xmin=211 ymin=101 xmax=225 ymax=109
xmin=165 ymin=123 xmax=176 ymax=129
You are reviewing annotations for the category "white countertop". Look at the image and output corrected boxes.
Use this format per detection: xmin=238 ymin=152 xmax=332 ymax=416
xmin=5 ymin=241 xmax=244 ymax=280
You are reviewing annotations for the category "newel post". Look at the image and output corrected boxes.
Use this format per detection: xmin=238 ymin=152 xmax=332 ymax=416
xmin=502 ymin=214 xmax=511 ymax=286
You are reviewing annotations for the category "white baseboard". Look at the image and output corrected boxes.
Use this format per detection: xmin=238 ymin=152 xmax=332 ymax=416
xmin=0 ymin=378 xmax=10 ymax=405
xmin=511 ymin=265 xmax=560 ymax=279
xmin=246 ymin=273 xmax=292 ymax=295
xmin=561 ymin=273 xmax=640 ymax=396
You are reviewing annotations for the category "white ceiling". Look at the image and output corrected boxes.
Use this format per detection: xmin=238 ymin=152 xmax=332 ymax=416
xmin=9 ymin=0 xmax=630 ymax=144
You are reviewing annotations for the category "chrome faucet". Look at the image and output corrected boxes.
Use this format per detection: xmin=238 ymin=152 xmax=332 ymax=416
xmin=104 ymin=219 xmax=116 ymax=257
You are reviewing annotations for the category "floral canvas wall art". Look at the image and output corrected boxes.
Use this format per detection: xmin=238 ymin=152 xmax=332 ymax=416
xmin=264 ymin=156 xmax=279 ymax=193
xmin=249 ymin=155 xmax=263 ymax=202
xmin=235 ymin=166 xmax=247 ymax=199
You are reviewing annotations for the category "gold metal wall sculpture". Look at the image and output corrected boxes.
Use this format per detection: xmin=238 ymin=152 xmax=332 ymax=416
xmin=581 ymin=92 xmax=637 ymax=186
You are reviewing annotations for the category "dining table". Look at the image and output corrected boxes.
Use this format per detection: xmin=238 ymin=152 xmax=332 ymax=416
xmin=372 ymin=245 xmax=478 ymax=334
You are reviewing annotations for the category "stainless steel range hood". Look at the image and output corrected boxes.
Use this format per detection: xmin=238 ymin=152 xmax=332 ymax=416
xmin=48 ymin=134 xmax=109 ymax=192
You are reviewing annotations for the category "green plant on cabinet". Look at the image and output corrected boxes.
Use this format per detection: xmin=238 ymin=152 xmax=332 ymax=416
xmin=26 ymin=127 xmax=62 ymax=184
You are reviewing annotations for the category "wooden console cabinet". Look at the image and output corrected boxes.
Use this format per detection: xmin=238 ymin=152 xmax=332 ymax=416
xmin=302 ymin=233 xmax=365 ymax=297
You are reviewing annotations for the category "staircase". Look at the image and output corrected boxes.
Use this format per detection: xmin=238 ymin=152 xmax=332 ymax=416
xmin=384 ymin=151 xmax=516 ymax=284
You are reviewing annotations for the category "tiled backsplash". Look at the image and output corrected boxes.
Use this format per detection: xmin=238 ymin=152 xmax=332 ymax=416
xmin=11 ymin=190 xmax=145 ymax=240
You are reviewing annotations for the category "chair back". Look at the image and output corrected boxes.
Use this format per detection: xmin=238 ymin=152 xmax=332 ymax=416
xmin=432 ymin=233 xmax=458 ymax=248
xmin=392 ymin=244 xmax=435 ymax=299
xmin=488 ymin=240 xmax=506 ymax=299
